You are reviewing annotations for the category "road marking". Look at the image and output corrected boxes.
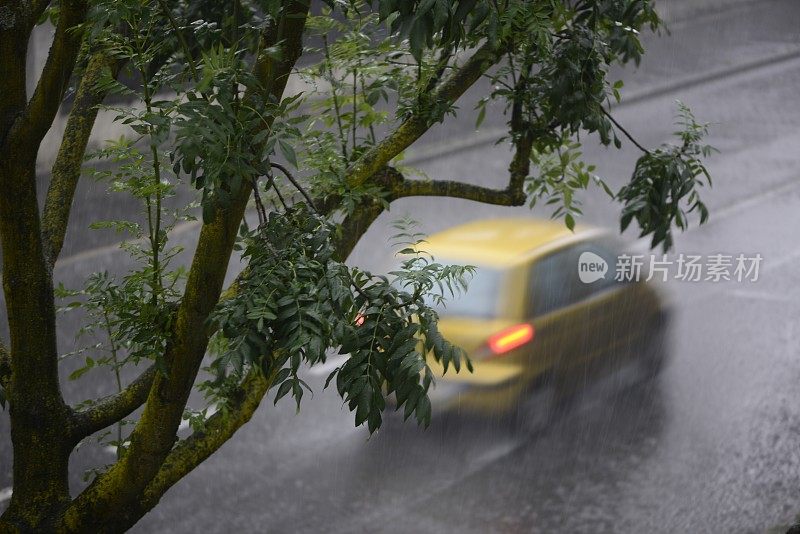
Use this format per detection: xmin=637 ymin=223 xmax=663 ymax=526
xmin=0 ymin=487 xmax=12 ymax=504
xmin=468 ymin=439 xmax=519 ymax=470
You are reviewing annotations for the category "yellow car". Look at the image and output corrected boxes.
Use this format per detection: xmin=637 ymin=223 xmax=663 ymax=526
xmin=421 ymin=218 xmax=669 ymax=418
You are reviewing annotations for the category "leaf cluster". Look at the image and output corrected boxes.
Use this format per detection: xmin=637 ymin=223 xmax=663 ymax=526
xmin=207 ymin=207 xmax=472 ymax=432
xmin=618 ymin=102 xmax=714 ymax=250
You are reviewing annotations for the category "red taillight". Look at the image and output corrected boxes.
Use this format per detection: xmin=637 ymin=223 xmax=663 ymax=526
xmin=487 ymin=324 xmax=534 ymax=355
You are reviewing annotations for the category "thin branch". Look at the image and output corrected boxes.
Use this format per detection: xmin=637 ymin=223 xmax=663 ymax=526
xmin=322 ymin=34 xmax=348 ymax=160
xmin=387 ymin=59 xmax=509 ymax=89
xmin=351 ymin=68 xmax=357 ymax=151
xmin=71 ymin=365 xmax=157 ymax=440
xmin=155 ymin=0 xmax=199 ymax=82
xmin=270 ymin=162 xmax=316 ymax=211
xmin=102 ymin=310 xmax=125 ymax=460
xmin=360 ymin=74 xmax=377 ymax=144
xmin=273 ymin=180 xmax=289 ymax=211
xmin=601 ymin=106 xmax=651 ymax=154
xmin=345 ymin=40 xmax=503 ymax=190
xmin=251 ymin=176 xmax=268 ymax=225
xmin=138 ymin=59 xmax=164 ymax=306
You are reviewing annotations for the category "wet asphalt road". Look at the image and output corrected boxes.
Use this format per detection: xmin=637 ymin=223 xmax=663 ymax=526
xmin=3 ymin=0 xmax=800 ymax=532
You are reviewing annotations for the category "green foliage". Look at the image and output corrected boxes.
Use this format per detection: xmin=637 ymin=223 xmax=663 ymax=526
xmin=57 ymin=0 xmax=713 ymax=437
xmin=57 ymin=0 xmax=711 ymax=451
xmin=526 ymin=136 xmax=600 ymax=230
xmin=172 ymin=51 xmax=272 ymax=222
xmin=207 ymin=208 xmax=472 ymax=432
xmin=465 ymin=1 xmax=678 ymax=230
xmin=55 ymin=271 xmax=169 ymax=462
xmin=618 ymin=102 xmax=714 ymax=251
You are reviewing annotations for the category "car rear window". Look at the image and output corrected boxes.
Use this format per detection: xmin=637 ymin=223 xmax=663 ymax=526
xmin=422 ymin=263 xmax=503 ymax=319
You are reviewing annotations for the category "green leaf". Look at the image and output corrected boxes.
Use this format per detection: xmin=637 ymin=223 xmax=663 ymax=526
xmin=324 ymin=368 xmax=340 ymax=389
xmin=354 ymin=385 xmax=372 ymax=427
xmin=278 ymin=139 xmax=298 ymax=168
xmin=273 ymin=379 xmax=293 ymax=405
xmin=475 ymin=105 xmax=487 ymax=129
xmin=69 ymin=365 xmax=92 ymax=381
xmin=409 ymin=17 xmax=429 ymax=60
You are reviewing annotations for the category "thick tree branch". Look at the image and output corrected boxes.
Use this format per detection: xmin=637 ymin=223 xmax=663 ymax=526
xmin=393 ymin=178 xmax=527 ymax=207
xmin=70 ymin=365 xmax=156 ymax=440
xmin=114 ymin=369 xmax=275 ymax=530
xmin=506 ymin=72 xmax=535 ymax=202
xmin=70 ymin=367 xmax=273 ymax=531
xmin=11 ymin=0 xmax=88 ymax=151
xmin=382 ymin=93 xmax=535 ymax=229
xmin=332 ymin=198 xmax=387 ymax=262
xmin=0 ymin=4 xmax=29 ymax=145
xmin=0 ymin=5 xmax=81 ymax=519
xmin=345 ymin=41 xmax=503 ymax=190
xmin=62 ymin=3 xmax=311 ymax=530
xmin=386 ymin=72 xmax=535 ymax=213
xmin=42 ymin=53 xmax=121 ymax=267
xmin=31 ymin=1 xmax=51 ymax=23
xmin=0 ymin=3 xmax=78 ymax=525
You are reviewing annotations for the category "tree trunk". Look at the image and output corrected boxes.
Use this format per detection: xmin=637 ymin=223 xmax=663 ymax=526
xmin=0 ymin=155 xmax=74 ymax=530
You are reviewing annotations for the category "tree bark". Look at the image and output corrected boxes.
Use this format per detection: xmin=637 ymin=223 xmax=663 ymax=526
xmin=61 ymin=2 xmax=312 ymax=530
xmin=0 ymin=1 xmax=94 ymax=529
xmin=0 ymin=137 xmax=74 ymax=532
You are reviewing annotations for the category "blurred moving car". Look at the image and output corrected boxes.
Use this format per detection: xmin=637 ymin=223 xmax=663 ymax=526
xmin=420 ymin=218 xmax=670 ymax=418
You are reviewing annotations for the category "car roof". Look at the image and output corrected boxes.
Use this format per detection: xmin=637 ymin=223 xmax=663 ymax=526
xmin=423 ymin=218 xmax=601 ymax=268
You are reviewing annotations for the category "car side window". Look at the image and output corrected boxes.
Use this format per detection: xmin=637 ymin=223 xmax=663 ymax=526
xmin=528 ymin=248 xmax=574 ymax=317
xmin=528 ymin=239 xmax=624 ymax=317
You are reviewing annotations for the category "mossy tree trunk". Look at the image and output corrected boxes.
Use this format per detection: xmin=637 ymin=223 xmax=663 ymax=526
xmin=1 ymin=0 xmax=87 ymax=529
